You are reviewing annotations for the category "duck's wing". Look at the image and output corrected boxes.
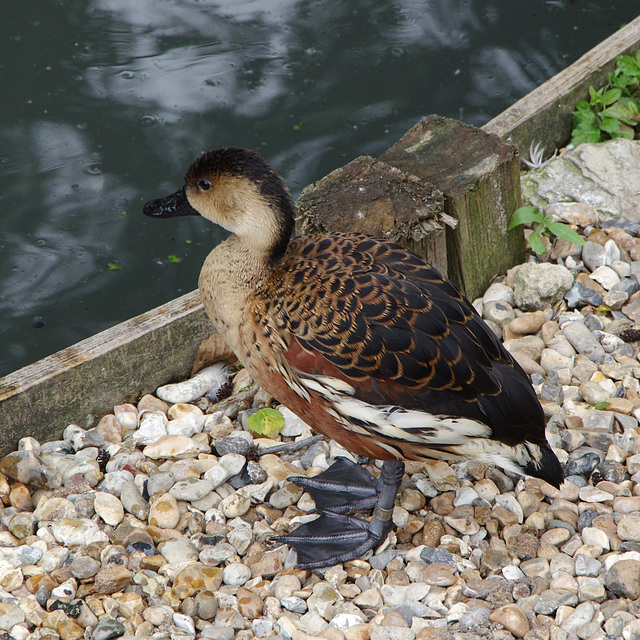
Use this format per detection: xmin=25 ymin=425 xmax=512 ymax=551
xmin=257 ymin=233 xmax=546 ymax=449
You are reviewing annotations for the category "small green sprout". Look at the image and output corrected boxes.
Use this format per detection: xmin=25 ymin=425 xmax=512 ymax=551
xmin=167 ymin=255 xmax=181 ymax=263
xmin=107 ymin=262 xmax=122 ymax=270
xmin=508 ymin=206 xmax=585 ymax=256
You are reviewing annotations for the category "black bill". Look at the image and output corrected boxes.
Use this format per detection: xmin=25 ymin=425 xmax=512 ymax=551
xmin=143 ymin=186 xmax=200 ymax=218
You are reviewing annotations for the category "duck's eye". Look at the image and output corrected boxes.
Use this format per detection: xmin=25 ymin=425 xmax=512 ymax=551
xmin=197 ymin=179 xmax=212 ymax=191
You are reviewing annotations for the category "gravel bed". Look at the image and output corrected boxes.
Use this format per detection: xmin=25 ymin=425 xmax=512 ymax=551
xmin=3 ymin=202 xmax=640 ymax=640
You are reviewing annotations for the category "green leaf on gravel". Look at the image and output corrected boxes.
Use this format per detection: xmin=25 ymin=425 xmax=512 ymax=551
xmin=247 ymin=408 xmax=285 ymax=438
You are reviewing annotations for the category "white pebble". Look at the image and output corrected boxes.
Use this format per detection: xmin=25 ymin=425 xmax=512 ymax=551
xmin=156 ymin=364 xmax=229 ymax=403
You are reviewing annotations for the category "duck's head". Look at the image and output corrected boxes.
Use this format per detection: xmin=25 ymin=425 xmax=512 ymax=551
xmin=143 ymin=147 xmax=295 ymax=259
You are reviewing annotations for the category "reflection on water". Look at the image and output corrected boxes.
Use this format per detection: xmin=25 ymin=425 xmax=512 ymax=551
xmin=1 ymin=0 xmax=638 ymax=376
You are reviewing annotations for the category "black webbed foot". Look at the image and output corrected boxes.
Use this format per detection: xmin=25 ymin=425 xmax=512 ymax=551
xmin=288 ymin=456 xmax=378 ymax=514
xmin=275 ymin=459 xmax=405 ymax=569
xmin=273 ymin=510 xmax=392 ymax=570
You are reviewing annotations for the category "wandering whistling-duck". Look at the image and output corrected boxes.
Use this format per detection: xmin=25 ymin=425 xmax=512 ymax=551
xmin=143 ymin=147 xmax=563 ymax=569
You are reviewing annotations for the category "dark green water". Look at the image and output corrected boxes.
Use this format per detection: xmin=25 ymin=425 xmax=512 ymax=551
xmin=1 ymin=1 xmax=638 ymax=377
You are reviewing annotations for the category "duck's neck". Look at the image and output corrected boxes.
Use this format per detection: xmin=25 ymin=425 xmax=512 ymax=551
xmin=198 ymin=235 xmax=277 ymax=357
xmin=230 ymin=199 xmax=294 ymax=261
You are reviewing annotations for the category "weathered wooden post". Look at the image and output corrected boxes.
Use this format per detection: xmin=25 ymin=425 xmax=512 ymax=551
xmin=379 ymin=115 xmax=524 ymax=300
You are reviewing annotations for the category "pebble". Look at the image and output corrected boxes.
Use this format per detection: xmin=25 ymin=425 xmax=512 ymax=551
xmin=148 ymin=492 xmax=180 ymax=529
xmin=489 ymin=604 xmax=530 ymax=638
xmin=513 ymin=262 xmax=574 ymax=310
xmin=93 ymin=491 xmax=124 ymax=526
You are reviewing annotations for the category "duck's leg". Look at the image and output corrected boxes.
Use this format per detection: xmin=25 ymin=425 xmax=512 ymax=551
xmin=275 ymin=460 xmax=405 ymax=569
xmin=288 ymin=457 xmax=379 ymax=514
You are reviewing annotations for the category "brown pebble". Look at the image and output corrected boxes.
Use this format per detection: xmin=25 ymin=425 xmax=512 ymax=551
xmin=492 ymin=506 xmax=519 ymax=527
xmin=215 ymin=606 xmax=246 ymax=629
xmin=95 ymin=414 xmax=123 ymax=444
xmin=489 ymin=603 xmax=530 ymax=638
xmin=507 ymin=533 xmax=540 ymax=560
xmin=507 ymin=310 xmax=546 ymax=336
xmin=381 ymin=611 xmax=409 ymax=627
xmin=250 ymin=549 xmax=284 ymax=579
xmin=429 ymin=492 xmax=454 ymax=516
xmin=422 ymin=562 xmax=457 ymax=587
xmin=9 ymin=482 xmax=33 ymax=510
xmin=137 ymin=393 xmax=169 ymax=414
xmin=345 ymin=624 xmax=373 ymax=640
xmin=173 ymin=565 xmax=223 ymax=599
xmin=386 ymin=570 xmax=411 ymax=585
xmin=25 ymin=572 xmax=57 ymax=594
xmin=399 ymin=488 xmax=425 ymax=512
xmin=94 ymin=565 xmax=133 ymax=595
xmin=237 ymin=586 xmax=264 ymax=617
xmin=421 ymin=518 xmax=445 ymax=547
xmin=41 ymin=609 xmax=85 ymax=640
xmin=195 ymin=590 xmax=219 ymax=619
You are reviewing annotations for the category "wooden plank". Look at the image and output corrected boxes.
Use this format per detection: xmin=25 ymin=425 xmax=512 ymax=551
xmin=379 ymin=115 xmax=524 ymax=300
xmin=483 ymin=15 xmax=640 ymax=158
xmin=295 ymin=155 xmax=448 ymax=277
xmin=0 ymin=291 xmax=213 ymax=456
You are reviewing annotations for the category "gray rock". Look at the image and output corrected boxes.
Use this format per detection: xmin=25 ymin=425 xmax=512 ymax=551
xmin=521 ymin=138 xmax=640 ymax=222
xmin=533 ymin=588 xmax=578 ymax=614
xmin=582 ymin=241 xmax=608 ymax=272
xmin=540 ymin=382 xmax=563 ymax=404
xmin=562 ymin=322 xmax=606 ymax=363
xmin=70 ymin=555 xmax=101 ymax=580
xmin=574 ymin=553 xmax=602 ymax=577
xmin=602 ymin=217 xmax=640 ymax=235
xmin=146 ymin=471 xmax=175 ymax=496
xmin=169 ymin=478 xmax=214 ymax=502
xmin=513 ymin=263 xmax=574 ymax=311
xmin=91 ymin=617 xmax=126 ymax=640
xmin=482 ymin=300 xmax=515 ymax=327
xmin=215 ymin=435 xmax=252 ymax=456
xmin=561 ymin=602 xmax=596 ymax=635
xmin=564 ymin=451 xmax=601 ymax=476
xmin=604 ymin=559 xmax=640 ymax=599
xmin=584 ymin=314 xmax=604 ymax=331
xmin=159 ymin=538 xmax=199 ymax=564
xmin=420 ymin=546 xmax=455 ymax=566
xmin=281 ymin=596 xmax=308 ymax=613
xmin=119 ymin=480 xmax=149 ymax=519
xmin=582 ymin=410 xmax=615 ymax=431
xmin=579 ymin=381 xmax=610 ymax=405
xmin=603 ymin=289 xmax=629 ymax=310
xmin=612 ymin=277 xmax=639 ymax=297
xmin=370 ymin=548 xmax=398 ymax=570
xmin=565 ymin=281 xmax=602 ymax=309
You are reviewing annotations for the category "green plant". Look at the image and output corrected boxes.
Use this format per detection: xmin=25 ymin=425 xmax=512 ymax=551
xmin=571 ymin=51 xmax=640 ymax=145
xmin=508 ymin=206 xmax=585 ymax=256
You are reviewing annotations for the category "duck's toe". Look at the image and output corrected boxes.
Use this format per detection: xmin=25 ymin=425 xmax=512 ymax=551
xmin=288 ymin=456 xmax=379 ymax=514
xmin=273 ymin=511 xmax=391 ymax=570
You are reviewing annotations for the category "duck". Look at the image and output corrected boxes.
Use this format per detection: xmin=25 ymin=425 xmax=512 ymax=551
xmin=143 ymin=147 xmax=563 ymax=569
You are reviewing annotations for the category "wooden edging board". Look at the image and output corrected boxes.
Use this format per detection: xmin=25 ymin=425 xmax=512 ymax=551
xmin=1 ymin=15 xmax=639 ymax=456
xmin=0 ymin=292 xmax=213 ymax=454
